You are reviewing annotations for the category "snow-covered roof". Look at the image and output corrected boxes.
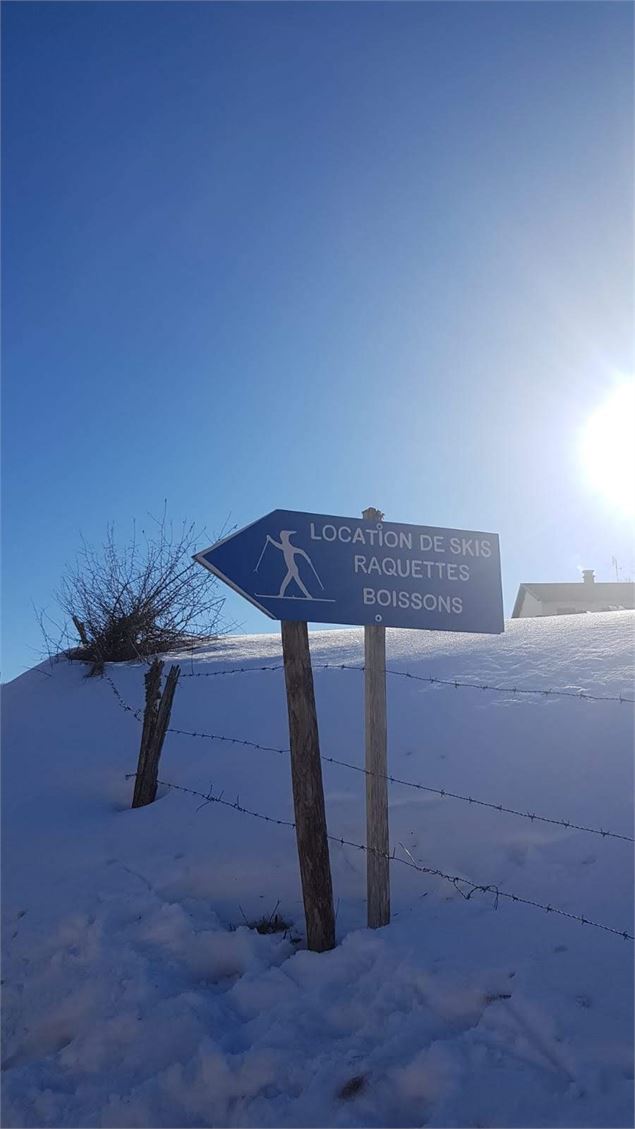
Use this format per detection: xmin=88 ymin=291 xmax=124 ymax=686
xmin=512 ymin=580 xmax=635 ymax=618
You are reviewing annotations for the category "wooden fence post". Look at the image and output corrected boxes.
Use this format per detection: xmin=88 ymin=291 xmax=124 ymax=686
xmin=132 ymin=660 xmax=180 ymax=808
xmin=362 ymin=507 xmax=390 ymax=928
xmin=281 ymin=619 xmax=335 ymax=952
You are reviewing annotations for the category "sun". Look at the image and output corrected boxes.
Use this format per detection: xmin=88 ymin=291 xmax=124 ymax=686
xmin=579 ymin=382 xmax=635 ymax=517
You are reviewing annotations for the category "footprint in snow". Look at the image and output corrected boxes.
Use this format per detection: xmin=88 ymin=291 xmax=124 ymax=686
xmin=575 ymin=995 xmax=592 ymax=1009
xmin=338 ymin=1074 xmax=367 ymax=1100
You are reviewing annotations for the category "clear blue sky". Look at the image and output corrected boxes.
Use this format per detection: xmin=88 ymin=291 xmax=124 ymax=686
xmin=2 ymin=1 xmax=633 ymax=680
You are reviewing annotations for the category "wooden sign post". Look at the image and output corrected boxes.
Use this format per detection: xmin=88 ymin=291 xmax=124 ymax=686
xmin=362 ymin=507 xmax=390 ymax=928
xmin=195 ymin=507 xmax=503 ymax=945
xmin=281 ymin=619 xmax=335 ymax=952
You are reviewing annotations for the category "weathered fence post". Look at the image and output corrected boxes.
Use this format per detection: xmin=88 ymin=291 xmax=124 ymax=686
xmin=132 ymin=659 xmax=180 ymax=808
xmin=281 ymin=619 xmax=335 ymax=952
xmin=363 ymin=506 xmax=390 ymax=928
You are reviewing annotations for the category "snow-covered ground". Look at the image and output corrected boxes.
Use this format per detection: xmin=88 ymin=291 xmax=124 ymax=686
xmin=2 ymin=612 xmax=634 ymax=1128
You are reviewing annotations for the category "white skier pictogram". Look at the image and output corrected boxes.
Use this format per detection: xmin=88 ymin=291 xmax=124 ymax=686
xmin=254 ymin=530 xmax=334 ymax=601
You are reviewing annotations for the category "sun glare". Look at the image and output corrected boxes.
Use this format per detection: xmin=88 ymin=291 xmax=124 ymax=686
xmin=579 ymin=382 xmax=635 ymax=517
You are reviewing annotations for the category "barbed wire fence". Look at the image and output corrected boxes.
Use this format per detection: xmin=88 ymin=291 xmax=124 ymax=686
xmin=103 ymin=661 xmax=634 ymax=943
xmin=180 ymin=661 xmax=635 ymax=704
xmin=121 ymin=769 xmax=634 ymax=942
xmin=104 ymin=671 xmax=635 ymax=844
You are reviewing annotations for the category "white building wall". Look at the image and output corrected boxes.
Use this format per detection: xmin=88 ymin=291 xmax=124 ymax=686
xmin=517 ymin=591 xmax=543 ymax=617
xmin=523 ymin=597 xmax=622 ymax=617
xmin=538 ymin=599 xmax=592 ymax=616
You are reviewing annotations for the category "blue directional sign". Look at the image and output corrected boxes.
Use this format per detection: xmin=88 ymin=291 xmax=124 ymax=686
xmin=195 ymin=510 xmax=504 ymax=634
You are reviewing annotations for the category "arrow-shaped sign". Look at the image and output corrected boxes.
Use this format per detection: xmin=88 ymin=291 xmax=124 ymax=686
xmin=195 ymin=509 xmax=504 ymax=633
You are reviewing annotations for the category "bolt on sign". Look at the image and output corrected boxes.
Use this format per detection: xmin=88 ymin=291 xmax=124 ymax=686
xmin=195 ymin=509 xmax=504 ymax=951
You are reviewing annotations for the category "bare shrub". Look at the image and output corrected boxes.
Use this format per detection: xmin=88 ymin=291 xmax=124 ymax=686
xmin=237 ymin=901 xmax=300 ymax=942
xmin=43 ymin=508 xmax=226 ymax=674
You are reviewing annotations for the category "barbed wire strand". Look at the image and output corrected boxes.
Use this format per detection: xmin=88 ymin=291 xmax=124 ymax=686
xmin=105 ymin=674 xmax=634 ymax=844
xmin=123 ymin=771 xmax=634 ymax=942
xmin=179 ymin=661 xmax=635 ymax=704
xmin=319 ymin=753 xmax=635 ymax=844
xmin=104 ymin=673 xmax=141 ymax=719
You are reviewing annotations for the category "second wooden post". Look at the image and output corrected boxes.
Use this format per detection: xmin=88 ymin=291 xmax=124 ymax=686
xmin=281 ymin=619 xmax=335 ymax=952
xmin=132 ymin=660 xmax=181 ymax=809
xmin=363 ymin=506 xmax=390 ymax=928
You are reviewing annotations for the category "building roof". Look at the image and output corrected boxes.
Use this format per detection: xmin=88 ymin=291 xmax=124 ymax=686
xmin=511 ymin=581 xmax=635 ymax=619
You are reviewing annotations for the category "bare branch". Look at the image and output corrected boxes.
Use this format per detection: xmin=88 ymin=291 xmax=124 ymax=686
xmin=41 ymin=510 xmax=227 ymax=673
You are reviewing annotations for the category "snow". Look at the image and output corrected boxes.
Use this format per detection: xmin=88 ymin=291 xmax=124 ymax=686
xmin=2 ymin=612 xmax=633 ymax=1128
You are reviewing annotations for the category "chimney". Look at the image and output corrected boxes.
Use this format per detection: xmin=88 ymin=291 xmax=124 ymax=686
xmin=582 ymin=569 xmax=595 ymax=585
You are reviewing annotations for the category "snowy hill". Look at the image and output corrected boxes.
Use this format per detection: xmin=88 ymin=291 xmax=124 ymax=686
xmin=2 ymin=612 xmax=634 ymax=1128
